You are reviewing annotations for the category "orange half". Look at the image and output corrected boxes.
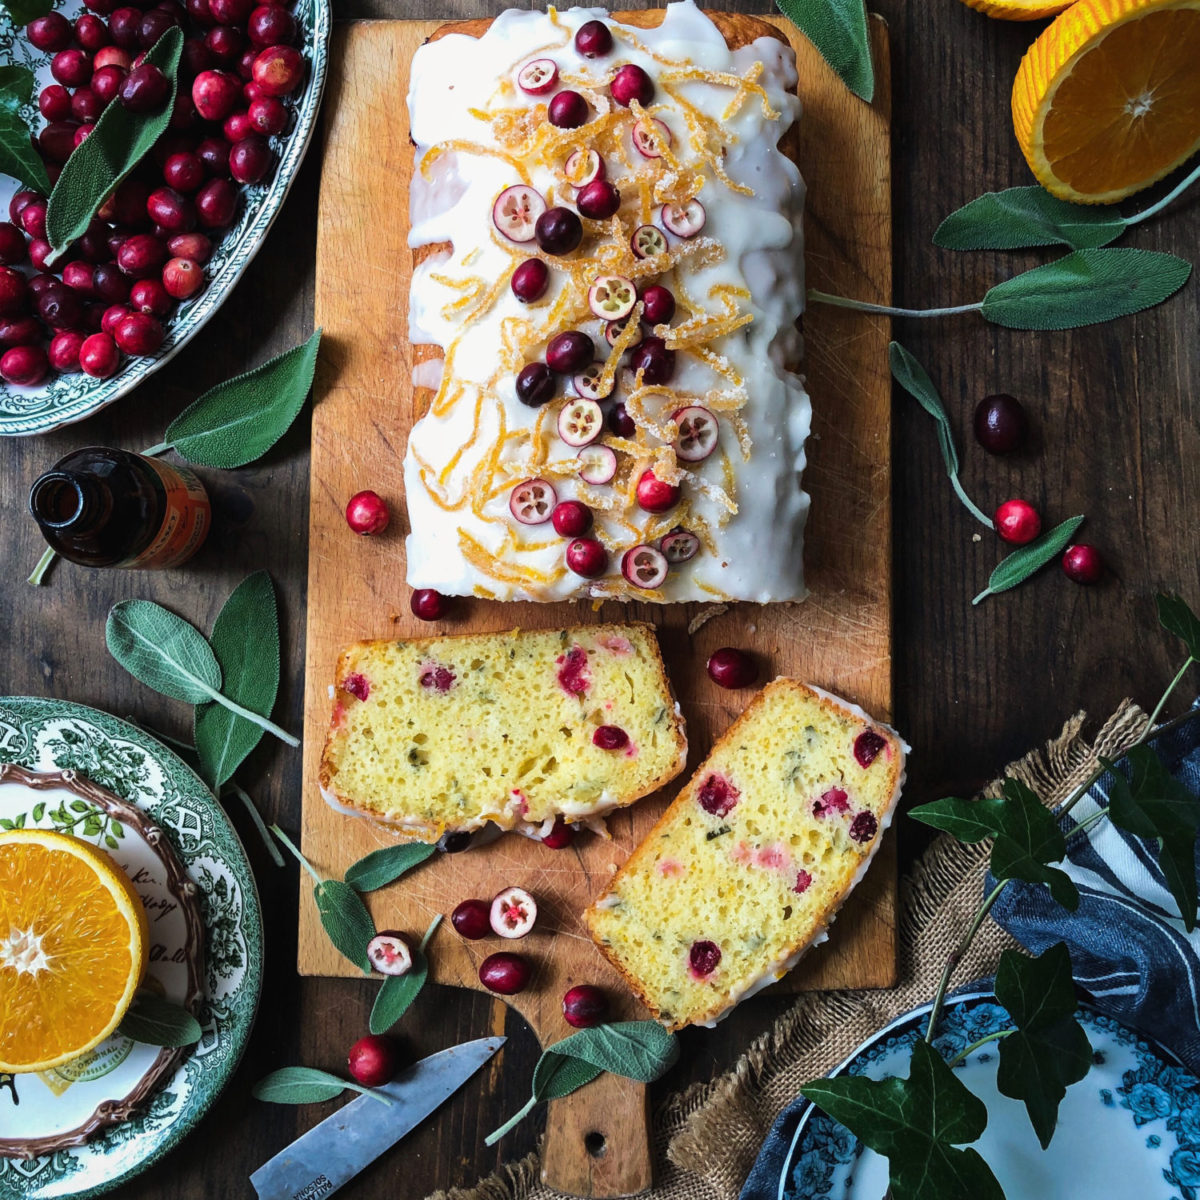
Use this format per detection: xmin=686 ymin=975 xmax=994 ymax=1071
xmin=961 ymin=0 xmax=1075 ymax=21
xmin=1013 ymin=0 xmax=1200 ymax=203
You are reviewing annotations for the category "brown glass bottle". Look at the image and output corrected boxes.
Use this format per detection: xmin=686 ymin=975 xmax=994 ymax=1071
xmin=29 ymin=447 xmax=211 ymax=569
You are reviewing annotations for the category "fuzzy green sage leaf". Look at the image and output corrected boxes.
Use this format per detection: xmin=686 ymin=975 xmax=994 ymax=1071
xmin=1157 ymin=592 xmax=1200 ymax=662
xmin=0 ymin=64 xmax=51 ymax=195
xmin=934 ymin=187 xmax=1127 ymax=253
xmin=1 ymin=0 xmax=55 ymax=25
xmin=46 ymin=27 xmax=183 ymax=256
xmin=972 ymin=515 xmax=1084 ymax=605
xmin=253 ymin=1066 xmax=392 ymax=1107
xmin=774 ymin=0 xmax=874 ymax=102
xmin=346 ymin=842 xmax=436 ymax=892
xmin=369 ymin=915 xmax=441 ymax=1035
xmin=116 ymin=992 xmax=202 ymax=1047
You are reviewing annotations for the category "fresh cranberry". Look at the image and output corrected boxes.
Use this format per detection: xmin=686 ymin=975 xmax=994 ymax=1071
xmin=229 ymin=134 xmax=273 ymax=183
xmin=101 ymin=303 xmax=131 ymax=335
xmin=74 ymin=123 xmax=96 ymax=148
xmin=246 ymin=94 xmax=286 ymax=135
xmin=547 ymin=89 xmax=588 ymax=129
xmin=146 ymin=186 xmax=196 ymax=233
xmin=8 ymin=191 xmax=41 ymax=226
xmin=25 ymin=273 xmax=58 ymax=300
xmin=535 ymin=206 xmax=583 ymax=256
xmin=192 ymin=68 xmax=240 ymax=120
xmin=113 ymin=311 xmax=164 ymax=355
xmin=994 ymin=498 xmax=1041 ymax=545
xmin=252 ymin=44 xmax=303 ymax=96
xmin=79 ymin=332 xmax=121 ymax=378
xmin=640 ymin=285 xmax=675 ymax=325
xmin=91 ymin=65 xmax=126 ymax=104
xmin=195 ymin=177 xmax=237 ymax=227
xmin=38 ymin=122 xmax=79 ymax=166
xmin=205 ymin=24 xmax=244 ymax=62
xmin=854 ymin=730 xmax=887 ymax=768
xmin=566 ymin=536 xmax=607 ymax=578
xmin=36 ymin=284 xmax=84 ymax=331
xmin=630 ymin=336 xmax=675 ymax=385
xmin=51 ymin=49 xmax=93 ymax=89
xmin=347 ymin=1034 xmax=400 ymax=1088
xmin=210 ymin=0 xmax=254 ymax=24
xmin=187 ymin=0 xmax=215 ymax=24
xmin=92 ymin=265 xmax=129 ymax=305
xmin=706 ymin=647 xmax=757 ymax=689
xmin=551 ymin=500 xmax=591 ymax=537
xmin=178 ymin=35 xmax=215 ymax=79
xmin=541 ymin=818 xmax=575 ymax=849
xmin=546 ymin=330 xmax=593 ymax=373
xmin=95 ymin=45 xmax=132 ymax=72
xmin=109 ymin=178 xmax=152 ymax=227
xmin=611 ymin=64 xmax=654 ymax=107
xmin=410 ymin=588 xmax=448 ymax=621
xmin=688 ymin=940 xmax=721 ymax=978
xmin=117 ymin=233 xmax=167 ymax=278
xmin=0 ymin=317 xmax=42 ymax=347
xmin=196 ymin=136 xmax=231 ymax=176
xmin=576 ymin=179 xmax=620 ymax=221
xmin=849 ymin=812 xmax=879 ymax=844
xmin=108 ymin=6 xmax=142 ymax=48
xmin=163 ymin=256 xmax=203 ymax=299
xmin=608 ymin=403 xmax=635 ymax=438
xmin=248 ymin=3 xmax=296 ymax=46
xmin=515 ymin=361 xmax=555 ymax=407
xmin=163 ymin=151 xmax=204 ymax=193
xmin=129 ymin=277 xmax=172 ymax=316
xmin=48 ymin=331 xmax=87 ymax=372
xmin=697 ymin=773 xmax=739 ymax=818
xmin=168 ymin=231 xmax=213 ymax=263
xmin=0 ymin=345 xmax=48 ymax=386
xmin=27 ymin=12 xmax=72 ymax=51
xmin=76 ymin=13 xmax=111 ymax=51
xmin=0 ymin=225 xmax=25 ymax=266
xmin=61 ymin=262 xmax=96 ymax=297
xmin=138 ymin=8 xmax=178 ymax=49
xmin=83 ymin=0 xmax=118 ymax=12
xmin=69 ymin=87 xmax=102 ymax=124
xmin=478 ymin=952 xmax=531 ymax=995
xmin=574 ymin=19 xmax=613 ymax=58
xmin=120 ymin=63 xmax=170 ymax=112
xmin=450 ymin=899 xmax=491 ymax=940
xmin=27 ymin=239 xmax=53 ymax=271
xmin=243 ymin=77 xmax=265 ymax=100
xmin=974 ymin=393 xmax=1028 ymax=454
xmin=511 ymin=258 xmax=549 ymax=304
xmin=562 ymin=984 xmax=608 ymax=1028
xmin=39 ymin=84 xmax=72 ymax=121
xmin=345 ymin=489 xmax=388 ymax=535
xmin=593 ymin=725 xmax=628 ymax=750
xmin=1062 ymin=543 xmax=1103 ymax=585
xmin=635 ymin=468 xmax=679 ymax=514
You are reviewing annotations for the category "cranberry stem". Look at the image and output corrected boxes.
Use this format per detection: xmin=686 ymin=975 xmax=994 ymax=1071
xmin=807 ymin=289 xmax=984 ymax=319
xmin=27 ymin=545 xmax=58 ymax=586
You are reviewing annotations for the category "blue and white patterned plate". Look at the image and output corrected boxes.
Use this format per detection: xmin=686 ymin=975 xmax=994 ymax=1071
xmin=0 ymin=0 xmax=330 ymax=437
xmin=0 ymin=697 xmax=264 ymax=1198
xmin=777 ymin=991 xmax=1200 ymax=1200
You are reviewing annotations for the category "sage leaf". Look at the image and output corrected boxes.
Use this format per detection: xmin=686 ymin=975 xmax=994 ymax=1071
xmin=314 ymin=879 xmax=376 ymax=974
xmin=994 ymin=944 xmax=1091 ymax=1149
xmin=980 ymin=249 xmax=1192 ymax=330
xmin=1156 ymin=592 xmax=1200 ymax=662
xmin=774 ymin=0 xmax=874 ymax=102
xmin=194 ymin=571 xmax=280 ymax=790
xmin=116 ymin=992 xmax=202 ymax=1047
xmin=1 ymin=0 xmax=55 ymax=24
xmin=158 ymin=329 xmax=322 ymax=468
xmin=368 ymin=915 xmax=440 ymax=1035
xmin=253 ymin=1066 xmax=391 ymax=1106
xmin=934 ymin=187 xmax=1126 ymax=252
xmin=346 ymin=841 xmax=436 ymax=892
xmin=972 ymin=515 xmax=1084 ymax=605
xmin=802 ymin=1040 xmax=1005 ymax=1200
xmin=46 ymin=27 xmax=183 ymax=255
xmin=106 ymin=600 xmax=222 ymax=704
xmin=0 ymin=65 xmax=51 ymax=195
xmin=1103 ymin=745 xmax=1200 ymax=931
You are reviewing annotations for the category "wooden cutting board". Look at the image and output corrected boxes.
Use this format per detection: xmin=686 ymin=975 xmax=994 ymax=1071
xmin=303 ymin=14 xmax=892 ymax=1197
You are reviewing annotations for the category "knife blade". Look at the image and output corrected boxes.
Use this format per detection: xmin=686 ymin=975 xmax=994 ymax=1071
xmin=250 ymin=1036 xmax=505 ymax=1200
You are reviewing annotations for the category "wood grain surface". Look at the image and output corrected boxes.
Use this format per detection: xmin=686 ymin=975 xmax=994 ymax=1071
xmin=0 ymin=1 xmax=1196 ymax=1198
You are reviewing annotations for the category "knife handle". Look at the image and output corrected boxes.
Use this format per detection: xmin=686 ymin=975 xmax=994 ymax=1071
xmin=541 ymin=1072 xmax=652 ymax=1198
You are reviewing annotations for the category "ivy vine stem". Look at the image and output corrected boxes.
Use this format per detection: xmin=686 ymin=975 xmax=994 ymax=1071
xmin=945 ymin=1028 xmax=1015 ymax=1069
xmin=807 ymin=289 xmax=984 ymax=319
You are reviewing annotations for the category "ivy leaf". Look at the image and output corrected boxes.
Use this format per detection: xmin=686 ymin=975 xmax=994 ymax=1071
xmin=116 ymin=992 xmax=202 ymax=1047
xmin=980 ymin=249 xmax=1192 ymax=331
xmin=911 ymin=778 xmax=1078 ymax=910
xmin=253 ymin=1066 xmax=392 ymax=1106
xmin=1156 ymin=592 xmax=1200 ymax=661
xmin=774 ymin=0 xmax=874 ymax=102
xmin=314 ymin=879 xmax=376 ymax=974
xmin=802 ymin=1040 xmax=1005 ymax=1200
xmin=368 ymin=916 xmax=440 ymax=1035
xmin=345 ymin=842 xmax=436 ymax=892
xmin=0 ymin=64 xmax=51 ymax=195
xmin=106 ymin=600 xmax=223 ymax=704
xmin=0 ymin=0 xmax=55 ymax=24
xmin=1103 ymin=746 xmax=1200 ymax=931
xmin=994 ymin=944 xmax=1091 ymax=1149
xmin=193 ymin=571 xmax=280 ymax=790
xmin=46 ymin=27 xmax=183 ymax=255
xmin=934 ymin=187 xmax=1126 ymax=252
xmin=157 ymin=329 xmax=322 ymax=468
xmin=972 ymin=515 xmax=1085 ymax=605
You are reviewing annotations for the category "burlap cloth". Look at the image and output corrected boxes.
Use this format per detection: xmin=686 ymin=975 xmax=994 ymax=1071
xmin=430 ymin=700 xmax=1148 ymax=1200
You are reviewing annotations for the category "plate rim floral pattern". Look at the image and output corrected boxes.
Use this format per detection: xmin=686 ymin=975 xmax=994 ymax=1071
xmin=0 ymin=697 xmax=264 ymax=1199
xmin=0 ymin=0 xmax=331 ymax=438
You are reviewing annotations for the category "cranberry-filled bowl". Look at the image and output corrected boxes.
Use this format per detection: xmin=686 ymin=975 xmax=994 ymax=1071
xmin=0 ymin=0 xmax=330 ymax=437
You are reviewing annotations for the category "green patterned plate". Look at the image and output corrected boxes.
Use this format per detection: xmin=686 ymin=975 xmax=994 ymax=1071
xmin=0 ymin=697 xmax=264 ymax=1198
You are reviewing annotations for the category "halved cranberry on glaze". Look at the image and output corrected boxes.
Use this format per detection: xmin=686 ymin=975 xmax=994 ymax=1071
xmin=577 ymin=444 xmax=618 ymax=485
xmin=516 ymin=57 xmax=558 ymax=95
xmin=566 ymin=536 xmax=608 ymax=577
xmin=564 ymin=148 xmax=604 ymax=187
xmin=552 ymin=500 xmax=592 ymax=537
xmin=611 ymin=63 xmax=653 ymax=107
xmin=542 ymin=818 xmax=575 ymax=849
xmin=451 ymin=899 xmax=491 ymax=939
xmin=509 ymin=477 xmax=557 ymax=525
xmin=661 ymin=528 xmax=699 ymax=564
xmin=546 ymin=329 xmax=594 ymax=374
xmin=252 ymin=44 xmax=304 ymax=96
xmin=512 ymin=258 xmax=550 ymax=303
xmin=535 ymin=206 xmax=583 ymax=256
xmin=854 ymin=729 xmax=887 ymax=768
xmin=622 ymin=544 xmax=668 ymax=589
xmin=120 ymin=62 xmax=170 ymax=112
xmin=630 ymin=336 xmax=675 ymax=385
xmin=593 ymin=725 xmax=629 ymax=750
xmin=635 ymin=468 xmax=679 ymax=514
xmin=607 ymin=404 xmax=635 ymax=439
xmin=366 ymin=931 xmax=413 ymax=976
xmin=604 ymin=313 xmax=642 ymax=349
xmin=673 ymin=405 xmax=718 ymax=462
xmin=479 ymin=952 xmax=531 ymax=995
xmin=410 ymin=588 xmax=448 ymax=621
xmin=27 ymin=13 xmax=72 ymax=52
xmin=688 ymin=939 xmax=721 ymax=978
xmin=558 ymin=398 xmax=603 ymax=448
xmin=563 ymin=984 xmax=608 ymax=1028
xmin=794 ymin=869 xmax=813 ymax=895
xmin=493 ymin=184 xmax=546 ymax=244
xmin=345 ymin=489 xmax=389 ymax=535
xmin=640 ymin=284 xmax=675 ymax=326
xmin=574 ymin=19 xmax=613 ymax=57
xmin=547 ymin=89 xmax=588 ymax=129
xmin=632 ymin=116 xmax=672 ymax=159
xmin=516 ymin=361 xmax=555 ymax=407
xmin=1062 ymin=543 xmax=1103 ymax=584
xmin=588 ymin=274 xmax=635 ymax=321
xmin=974 ymin=392 xmax=1028 ymax=454
xmin=706 ymin=647 xmax=757 ymax=690
xmin=994 ymin=498 xmax=1041 ymax=545
xmin=849 ymin=812 xmax=879 ymax=844
xmin=490 ymin=886 xmax=537 ymax=939
xmin=661 ymin=199 xmax=706 ymax=238
xmin=113 ymin=311 xmax=164 ymax=356
xmin=697 ymin=772 xmax=739 ymax=818
xmin=576 ymin=179 xmax=620 ymax=221
xmin=572 ymin=362 xmax=611 ymax=401
xmin=0 ymin=346 xmax=48 ymax=386
xmin=348 ymin=1034 xmax=400 ymax=1088
xmin=631 ymin=223 xmax=668 ymax=259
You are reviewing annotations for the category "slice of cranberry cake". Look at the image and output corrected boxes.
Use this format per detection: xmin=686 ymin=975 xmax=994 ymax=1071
xmin=585 ymin=680 xmax=905 ymax=1028
xmin=319 ymin=624 xmax=686 ymax=840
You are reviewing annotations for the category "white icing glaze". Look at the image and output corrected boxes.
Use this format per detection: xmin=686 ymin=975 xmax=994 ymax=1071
xmin=405 ymin=3 xmax=809 ymax=603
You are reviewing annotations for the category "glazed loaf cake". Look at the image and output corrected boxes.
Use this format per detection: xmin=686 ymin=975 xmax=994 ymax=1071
xmin=319 ymin=624 xmax=687 ymax=839
xmin=404 ymin=3 xmax=810 ymax=603
xmin=585 ymin=680 xmax=905 ymax=1028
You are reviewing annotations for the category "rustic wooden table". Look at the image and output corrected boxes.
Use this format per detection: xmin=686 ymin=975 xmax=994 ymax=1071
xmin=1 ymin=2 xmax=1197 ymax=1197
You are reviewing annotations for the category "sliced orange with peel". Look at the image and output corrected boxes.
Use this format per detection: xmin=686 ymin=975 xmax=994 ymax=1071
xmin=0 ymin=829 xmax=148 ymax=1073
xmin=960 ymin=0 xmax=1074 ymax=21
xmin=1013 ymin=0 xmax=1200 ymax=203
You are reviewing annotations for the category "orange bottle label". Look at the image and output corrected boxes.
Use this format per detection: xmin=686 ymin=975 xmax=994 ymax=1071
xmin=123 ymin=459 xmax=211 ymax=569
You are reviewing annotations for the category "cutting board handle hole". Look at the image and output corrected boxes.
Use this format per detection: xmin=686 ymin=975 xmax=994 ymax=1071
xmin=584 ymin=1132 xmax=608 ymax=1158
